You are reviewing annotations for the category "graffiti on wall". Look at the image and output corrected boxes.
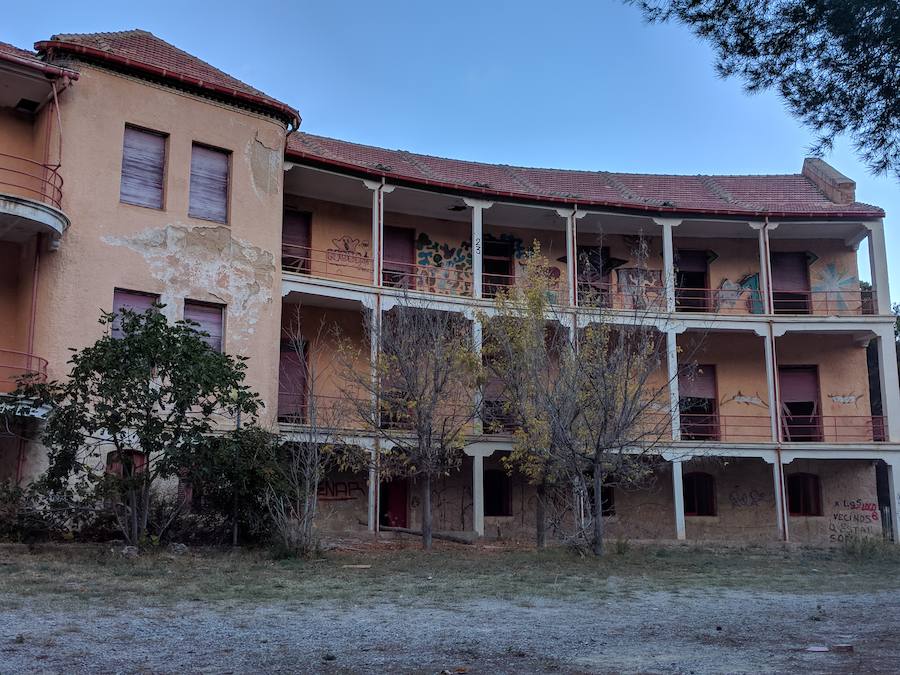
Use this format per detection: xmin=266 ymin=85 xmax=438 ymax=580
xmin=720 ymin=391 xmax=769 ymax=409
xmin=616 ymin=268 xmax=664 ymax=309
xmin=728 ymin=489 xmax=769 ymax=508
xmin=717 ymin=273 xmax=764 ymax=314
xmin=811 ymin=263 xmax=859 ymax=311
xmin=318 ymin=479 xmax=368 ymax=501
xmin=415 ymin=233 xmax=472 ymax=294
xmin=326 ymin=236 xmax=370 ymax=269
xmin=829 ymin=498 xmax=879 ymax=543
xmin=828 ymin=392 xmax=864 ymax=406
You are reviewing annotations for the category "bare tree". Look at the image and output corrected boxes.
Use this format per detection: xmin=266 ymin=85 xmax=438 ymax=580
xmin=485 ymin=242 xmax=687 ymax=555
xmin=266 ymin=307 xmax=365 ymax=556
xmin=337 ymin=296 xmax=482 ymax=550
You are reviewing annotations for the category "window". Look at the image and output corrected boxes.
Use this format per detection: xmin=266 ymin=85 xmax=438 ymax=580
xmin=106 ymin=450 xmax=147 ymax=478
xmin=382 ymin=226 xmax=416 ymax=288
xmin=278 ymin=338 xmax=308 ymax=423
xmin=120 ymin=125 xmax=166 ymax=209
xmin=184 ymin=300 xmax=224 ymax=353
xmin=787 ymin=472 xmax=822 ymax=516
xmin=683 ymin=471 xmax=716 ymax=516
xmin=771 ymin=252 xmax=811 ymax=314
xmin=112 ymin=289 xmax=160 ymax=338
xmin=483 ymin=238 xmax=515 ymax=297
xmin=282 ymin=210 xmax=312 ymax=274
xmin=484 ymin=469 xmax=512 ymax=517
xmin=675 ymin=250 xmax=710 ymax=312
xmin=189 ymin=143 xmax=229 ymax=223
xmin=679 ymin=365 xmax=719 ymax=440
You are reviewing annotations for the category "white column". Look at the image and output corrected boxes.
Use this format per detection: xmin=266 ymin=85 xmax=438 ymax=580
xmin=556 ymin=208 xmax=586 ymax=307
xmin=666 ymin=329 xmax=681 ymax=441
xmin=472 ymin=315 xmax=484 ymax=435
xmin=472 ymin=454 xmax=485 ymax=536
xmin=886 ymin=461 xmax=900 ymax=544
xmin=875 ymin=324 xmax=900 ymax=442
xmin=368 ymin=450 xmax=378 ymax=532
xmin=654 ymin=218 xmax=682 ymax=313
xmin=464 ymin=198 xmax=493 ymax=299
xmin=750 ymin=222 xmax=772 ymax=314
xmin=671 ymin=458 xmax=685 ymax=540
xmin=865 ymin=220 xmax=891 ymax=316
xmin=363 ymin=180 xmax=395 ymax=287
xmin=760 ymin=328 xmax=779 ymax=442
xmin=767 ymin=458 xmax=786 ymax=540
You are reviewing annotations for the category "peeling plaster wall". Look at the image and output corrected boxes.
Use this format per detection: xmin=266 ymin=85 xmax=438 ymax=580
xmin=26 ymin=64 xmax=286 ymax=467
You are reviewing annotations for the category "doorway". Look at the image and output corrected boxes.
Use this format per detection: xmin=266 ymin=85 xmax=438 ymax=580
xmin=379 ymin=479 xmax=408 ymax=528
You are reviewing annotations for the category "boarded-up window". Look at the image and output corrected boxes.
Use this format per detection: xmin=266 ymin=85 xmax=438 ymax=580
xmin=120 ymin=126 xmax=166 ymax=209
xmin=383 ymin=226 xmax=416 ymax=288
xmin=282 ymin=210 xmax=312 ymax=273
xmin=112 ymin=288 xmax=159 ymax=338
xmin=189 ymin=144 xmax=229 ymax=223
xmin=184 ymin=300 xmax=224 ymax=353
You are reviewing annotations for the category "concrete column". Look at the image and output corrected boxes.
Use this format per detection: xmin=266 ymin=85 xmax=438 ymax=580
xmin=750 ymin=222 xmax=773 ymax=314
xmin=671 ymin=458 xmax=685 ymax=540
xmin=654 ymin=218 xmax=681 ymax=313
xmin=865 ymin=221 xmax=891 ymax=315
xmin=472 ymin=316 xmax=484 ymax=434
xmin=556 ymin=208 xmax=586 ymax=307
xmin=464 ymin=198 xmax=493 ymax=299
xmin=666 ymin=330 xmax=681 ymax=441
xmin=761 ymin=329 xmax=779 ymax=442
xmin=363 ymin=180 xmax=395 ymax=287
xmin=368 ymin=450 xmax=378 ymax=532
xmin=886 ymin=461 xmax=900 ymax=544
xmin=768 ymin=458 xmax=787 ymax=540
xmin=875 ymin=324 xmax=900 ymax=442
xmin=472 ymin=454 xmax=485 ymax=536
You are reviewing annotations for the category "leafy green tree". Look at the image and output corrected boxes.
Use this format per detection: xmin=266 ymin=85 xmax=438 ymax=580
xmin=630 ymin=0 xmax=900 ymax=179
xmin=21 ymin=305 xmax=261 ymax=546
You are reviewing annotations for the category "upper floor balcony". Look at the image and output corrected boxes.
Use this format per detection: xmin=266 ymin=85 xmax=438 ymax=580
xmin=0 ymin=152 xmax=68 ymax=243
xmin=0 ymin=348 xmax=47 ymax=394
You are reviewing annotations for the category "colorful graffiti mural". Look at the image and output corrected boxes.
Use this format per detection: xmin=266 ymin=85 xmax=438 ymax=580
xmin=415 ymin=233 xmax=472 ymax=294
xmin=812 ymin=263 xmax=859 ymax=310
xmin=717 ymin=273 xmax=764 ymax=314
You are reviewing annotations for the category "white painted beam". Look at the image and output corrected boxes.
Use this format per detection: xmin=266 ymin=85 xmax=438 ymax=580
xmin=472 ymin=454 xmax=485 ymax=536
xmin=464 ymin=198 xmax=493 ymax=300
xmin=671 ymin=458 xmax=686 ymax=540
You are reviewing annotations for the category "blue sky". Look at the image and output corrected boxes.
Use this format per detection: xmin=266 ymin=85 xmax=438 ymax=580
xmin=6 ymin=0 xmax=897 ymax=299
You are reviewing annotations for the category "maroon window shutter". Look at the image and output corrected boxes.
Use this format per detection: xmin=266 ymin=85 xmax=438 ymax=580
xmin=278 ymin=341 xmax=308 ymax=419
xmin=189 ymin=144 xmax=229 ymax=223
xmin=184 ymin=301 xmax=224 ymax=353
xmin=679 ymin=364 xmax=717 ymax=399
xmin=771 ymin=253 xmax=809 ymax=291
xmin=676 ymin=250 xmax=708 ymax=273
xmin=112 ymin=289 xmax=160 ymax=338
xmin=120 ymin=126 xmax=166 ymax=209
xmin=282 ymin=210 xmax=312 ymax=273
xmin=778 ymin=367 xmax=818 ymax=402
xmin=384 ymin=226 xmax=414 ymax=266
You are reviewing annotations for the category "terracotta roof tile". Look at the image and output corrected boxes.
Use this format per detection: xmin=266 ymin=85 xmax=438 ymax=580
xmin=35 ymin=30 xmax=298 ymax=127
xmin=286 ymin=133 xmax=884 ymax=219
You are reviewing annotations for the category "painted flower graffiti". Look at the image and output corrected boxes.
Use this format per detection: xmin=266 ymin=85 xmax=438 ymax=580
xmin=415 ymin=233 xmax=472 ymax=294
xmin=811 ymin=263 xmax=859 ymax=310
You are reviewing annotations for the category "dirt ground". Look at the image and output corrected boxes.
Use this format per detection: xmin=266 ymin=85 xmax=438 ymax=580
xmin=1 ymin=539 xmax=899 ymax=674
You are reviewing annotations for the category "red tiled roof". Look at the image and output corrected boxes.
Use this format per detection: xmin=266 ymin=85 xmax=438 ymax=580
xmin=34 ymin=30 xmax=298 ymax=128
xmin=286 ymin=133 xmax=884 ymax=219
xmin=0 ymin=41 xmax=78 ymax=79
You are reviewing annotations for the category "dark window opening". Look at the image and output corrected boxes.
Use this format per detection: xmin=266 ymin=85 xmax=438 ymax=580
xmin=675 ymin=250 xmax=710 ymax=312
xmin=787 ymin=472 xmax=822 ymax=516
xmin=483 ymin=239 xmax=514 ymax=297
xmin=382 ymin=226 xmax=416 ymax=288
xmin=379 ymin=479 xmax=408 ymax=528
xmin=600 ymin=482 xmax=616 ymax=517
xmin=683 ymin=471 xmax=716 ymax=516
xmin=484 ymin=469 xmax=512 ymax=517
xmin=678 ymin=364 xmax=719 ymax=440
xmin=779 ymin=366 xmax=822 ymax=442
xmin=282 ymin=210 xmax=312 ymax=274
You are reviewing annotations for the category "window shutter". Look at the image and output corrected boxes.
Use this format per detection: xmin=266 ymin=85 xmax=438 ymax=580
xmin=778 ymin=366 xmax=818 ymax=403
xmin=112 ymin=289 xmax=160 ymax=338
xmin=679 ymin=364 xmax=717 ymax=399
xmin=189 ymin=144 xmax=229 ymax=223
xmin=184 ymin=301 xmax=224 ymax=353
xmin=771 ymin=253 xmax=809 ymax=291
xmin=278 ymin=340 xmax=308 ymax=420
xmin=383 ymin=226 xmax=415 ymax=266
xmin=282 ymin=210 xmax=312 ymax=273
xmin=120 ymin=126 xmax=166 ymax=209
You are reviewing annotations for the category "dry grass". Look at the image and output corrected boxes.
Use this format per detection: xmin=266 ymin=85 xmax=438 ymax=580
xmin=2 ymin=540 xmax=898 ymax=611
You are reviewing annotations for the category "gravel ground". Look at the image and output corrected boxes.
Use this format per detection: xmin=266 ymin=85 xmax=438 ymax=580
xmin=1 ymin=544 xmax=898 ymax=673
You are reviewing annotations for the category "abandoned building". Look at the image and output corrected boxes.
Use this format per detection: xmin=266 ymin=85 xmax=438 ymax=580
xmin=1 ymin=30 xmax=899 ymax=546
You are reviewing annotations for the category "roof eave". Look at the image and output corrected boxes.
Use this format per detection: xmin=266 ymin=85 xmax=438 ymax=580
xmin=284 ymin=148 xmax=885 ymax=222
xmin=35 ymin=39 xmax=299 ymax=129
xmin=0 ymin=48 xmax=79 ymax=81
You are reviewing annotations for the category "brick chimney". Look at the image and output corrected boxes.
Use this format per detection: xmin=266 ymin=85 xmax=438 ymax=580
xmin=801 ymin=158 xmax=856 ymax=204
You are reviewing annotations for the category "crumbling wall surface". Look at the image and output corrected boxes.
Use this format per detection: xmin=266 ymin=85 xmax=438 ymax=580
xmin=30 ymin=64 xmax=286 ymax=427
xmin=787 ymin=459 xmax=879 ymax=545
xmin=316 ymin=470 xmax=370 ymax=532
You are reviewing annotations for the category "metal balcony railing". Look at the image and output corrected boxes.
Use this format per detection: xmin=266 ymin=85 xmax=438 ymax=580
xmin=0 ymin=348 xmax=48 ymax=394
xmin=0 ymin=153 xmax=63 ymax=209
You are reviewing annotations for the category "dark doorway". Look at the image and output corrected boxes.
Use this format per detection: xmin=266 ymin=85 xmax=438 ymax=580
xmin=483 ymin=238 xmax=515 ymax=297
xmin=282 ymin=209 xmax=311 ymax=274
xmin=771 ymin=252 xmax=810 ymax=314
xmin=379 ymin=479 xmax=408 ymax=528
xmin=779 ymin=366 xmax=822 ymax=441
xmin=484 ymin=469 xmax=512 ymax=517
xmin=278 ymin=338 xmax=308 ymax=422
xmin=679 ymin=364 xmax=720 ymax=440
xmin=675 ymin=250 xmax=710 ymax=312
xmin=383 ymin=226 xmax=416 ymax=288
